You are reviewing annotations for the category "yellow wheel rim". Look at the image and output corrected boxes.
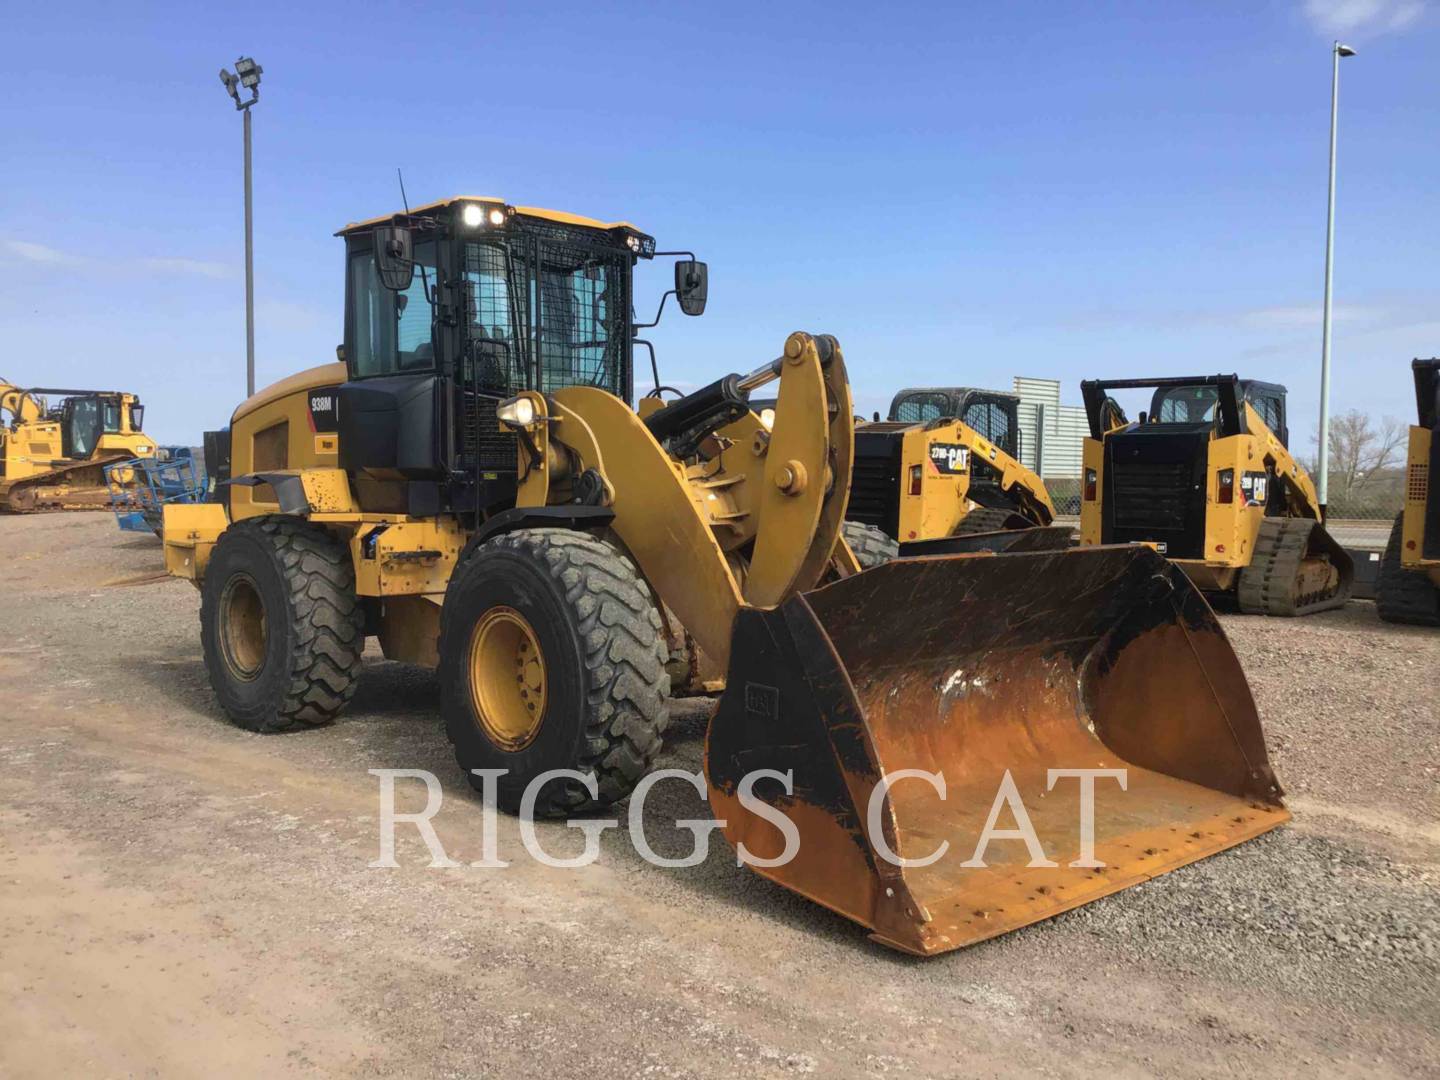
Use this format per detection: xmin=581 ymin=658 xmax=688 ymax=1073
xmin=220 ymin=573 xmax=267 ymax=681
xmin=467 ymin=606 xmax=547 ymax=751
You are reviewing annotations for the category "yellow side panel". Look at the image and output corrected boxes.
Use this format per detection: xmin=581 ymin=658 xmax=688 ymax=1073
xmin=1079 ymin=438 xmax=1103 ymax=545
xmin=1402 ymin=425 xmax=1431 ymax=569
xmin=350 ymin=519 xmax=466 ymax=597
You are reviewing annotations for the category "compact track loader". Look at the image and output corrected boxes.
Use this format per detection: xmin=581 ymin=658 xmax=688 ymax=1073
xmin=1079 ymin=375 xmax=1353 ymax=616
xmin=1377 ymin=358 xmax=1440 ymax=625
xmin=843 ymin=387 xmax=1061 ymax=566
xmin=165 ymin=198 xmax=1287 ymax=955
xmin=0 ymin=381 xmax=154 ymax=511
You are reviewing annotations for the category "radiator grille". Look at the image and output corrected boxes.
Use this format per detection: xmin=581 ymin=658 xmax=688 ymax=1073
xmin=459 ymin=392 xmax=514 ymax=471
xmin=1409 ymin=462 xmax=1429 ymax=503
xmin=1111 ymin=461 xmax=1192 ymax=532
xmin=848 ymin=455 xmax=898 ymax=528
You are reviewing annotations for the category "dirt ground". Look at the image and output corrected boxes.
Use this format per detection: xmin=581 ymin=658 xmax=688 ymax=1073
xmin=1 ymin=514 xmax=1437 ymax=1078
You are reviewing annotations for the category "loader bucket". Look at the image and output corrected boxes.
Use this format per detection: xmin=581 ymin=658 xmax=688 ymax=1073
xmin=705 ymin=545 xmax=1288 ymax=956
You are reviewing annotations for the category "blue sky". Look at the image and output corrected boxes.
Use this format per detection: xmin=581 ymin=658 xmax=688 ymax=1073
xmin=2 ymin=0 xmax=1435 ymax=445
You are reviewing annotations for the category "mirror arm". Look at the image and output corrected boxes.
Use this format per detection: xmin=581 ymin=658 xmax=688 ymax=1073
xmin=633 ymin=338 xmax=661 ymax=394
xmin=633 ymin=290 xmax=674 ymax=331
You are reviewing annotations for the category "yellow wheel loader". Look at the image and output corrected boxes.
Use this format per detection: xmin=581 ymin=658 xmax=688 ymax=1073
xmin=1079 ymin=375 xmax=1353 ymax=616
xmin=164 ymin=197 xmax=1287 ymax=955
xmin=1377 ymin=358 xmax=1440 ymax=625
xmin=842 ymin=387 xmax=1062 ymax=569
xmin=0 ymin=381 xmax=154 ymax=511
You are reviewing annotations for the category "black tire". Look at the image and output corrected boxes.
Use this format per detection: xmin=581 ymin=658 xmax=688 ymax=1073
xmin=842 ymin=521 xmax=900 ymax=569
xmin=200 ymin=516 xmax=365 ymax=733
xmin=439 ymin=528 xmax=669 ymax=817
xmin=1376 ymin=513 xmax=1440 ymax=626
xmin=954 ymin=507 xmax=1028 ymax=535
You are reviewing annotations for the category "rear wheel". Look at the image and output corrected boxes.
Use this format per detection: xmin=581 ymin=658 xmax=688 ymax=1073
xmin=439 ymin=528 xmax=669 ymax=817
xmin=200 ymin=517 xmax=365 ymax=732
xmin=841 ymin=521 xmax=899 ymax=569
xmin=1376 ymin=513 xmax=1440 ymax=626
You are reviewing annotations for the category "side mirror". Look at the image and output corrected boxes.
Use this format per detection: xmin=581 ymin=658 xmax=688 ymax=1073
xmin=374 ymin=226 xmax=415 ymax=291
xmin=675 ymin=260 xmax=708 ymax=317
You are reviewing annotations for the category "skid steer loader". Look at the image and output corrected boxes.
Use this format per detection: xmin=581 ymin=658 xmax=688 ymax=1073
xmin=0 ymin=381 xmax=155 ymax=511
xmin=842 ymin=386 xmax=1063 ymax=567
xmin=1377 ymin=358 xmax=1440 ymax=625
xmin=164 ymin=197 xmax=1287 ymax=955
xmin=1079 ymin=375 xmax=1353 ymax=616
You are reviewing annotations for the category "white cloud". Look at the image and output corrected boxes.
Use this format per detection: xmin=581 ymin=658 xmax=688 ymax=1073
xmin=1303 ymin=0 xmax=1425 ymax=36
xmin=141 ymin=256 xmax=231 ymax=279
xmin=2 ymin=239 xmax=84 ymax=265
xmin=1239 ymin=303 xmax=1377 ymax=329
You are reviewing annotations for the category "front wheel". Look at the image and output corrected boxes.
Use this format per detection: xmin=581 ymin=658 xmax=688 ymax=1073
xmin=439 ymin=528 xmax=670 ymax=817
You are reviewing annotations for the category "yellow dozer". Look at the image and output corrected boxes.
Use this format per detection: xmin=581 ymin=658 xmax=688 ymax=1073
xmin=0 ymin=381 xmax=154 ymax=511
xmin=165 ymin=198 xmax=1287 ymax=955
xmin=842 ymin=386 xmax=1062 ymax=567
xmin=1377 ymin=358 xmax=1440 ymax=625
xmin=1079 ymin=375 xmax=1353 ymax=616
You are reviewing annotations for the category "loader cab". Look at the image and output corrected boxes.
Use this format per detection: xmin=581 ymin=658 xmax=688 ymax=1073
xmin=886 ymin=387 xmax=1021 ymax=460
xmin=1080 ymin=375 xmax=1287 ymax=559
xmin=333 ymin=197 xmax=666 ymax=518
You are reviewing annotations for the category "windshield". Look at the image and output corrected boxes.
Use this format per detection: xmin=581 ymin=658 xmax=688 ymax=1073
xmin=464 ymin=231 xmax=629 ymax=398
xmin=1153 ymin=385 xmax=1218 ymax=423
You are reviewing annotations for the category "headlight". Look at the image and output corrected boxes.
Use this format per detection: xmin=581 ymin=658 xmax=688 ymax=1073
xmin=488 ymin=207 xmax=505 ymax=226
xmin=461 ymin=203 xmax=485 ymax=227
xmin=496 ymin=396 xmax=537 ymax=428
xmin=626 ymin=235 xmax=641 ymax=252
xmin=758 ymin=408 xmax=775 ymax=431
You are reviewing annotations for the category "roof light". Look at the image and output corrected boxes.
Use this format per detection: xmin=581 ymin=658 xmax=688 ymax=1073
xmin=461 ymin=203 xmax=485 ymax=227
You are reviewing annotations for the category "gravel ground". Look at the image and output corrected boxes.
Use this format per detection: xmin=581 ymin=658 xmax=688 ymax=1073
xmin=1 ymin=514 xmax=1437 ymax=1078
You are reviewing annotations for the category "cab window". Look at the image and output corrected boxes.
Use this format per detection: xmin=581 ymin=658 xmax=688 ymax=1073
xmin=103 ymin=401 xmax=121 ymax=432
xmin=348 ymin=241 xmax=439 ymax=378
xmin=1155 ymin=386 xmax=1218 ymax=423
xmin=962 ymin=400 xmax=1015 ymax=456
xmin=892 ymin=392 xmax=951 ymax=423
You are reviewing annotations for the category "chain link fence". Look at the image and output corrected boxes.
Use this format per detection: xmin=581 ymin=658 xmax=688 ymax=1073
xmin=1041 ymin=474 xmax=1401 ymax=525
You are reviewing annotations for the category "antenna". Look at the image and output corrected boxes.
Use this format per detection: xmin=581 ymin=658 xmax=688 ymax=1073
xmin=397 ymin=168 xmax=411 ymax=214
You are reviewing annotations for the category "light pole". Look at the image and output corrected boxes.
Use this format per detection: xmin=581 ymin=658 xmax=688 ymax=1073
xmin=1317 ymin=40 xmax=1355 ymax=512
xmin=219 ymin=57 xmax=263 ymax=398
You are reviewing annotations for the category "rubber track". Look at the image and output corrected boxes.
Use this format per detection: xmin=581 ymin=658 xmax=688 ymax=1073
xmin=841 ymin=521 xmax=900 ymax=569
xmin=1376 ymin=513 xmax=1440 ymax=626
xmin=1236 ymin=517 xmax=1351 ymax=617
xmin=954 ymin=507 xmax=1028 ymax=535
xmin=451 ymin=528 xmax=670 ymax=816
xmin=229 ymin=517 xmax=365 ymax=730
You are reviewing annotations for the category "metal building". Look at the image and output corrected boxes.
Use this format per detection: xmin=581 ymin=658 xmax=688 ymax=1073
xmin=1013 ymin=376 xmax=1088 ymax=479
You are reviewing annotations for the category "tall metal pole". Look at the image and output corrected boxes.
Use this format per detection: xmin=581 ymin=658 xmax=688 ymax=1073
xmin=1317 ymin=40 xmax=1354 ymax=511
xmin=243 ymin=104 xmax=255 ymax=399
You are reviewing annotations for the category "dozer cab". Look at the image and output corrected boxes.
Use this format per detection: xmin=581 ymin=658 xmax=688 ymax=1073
xmin=165 ymin=197 xmax=1287 ymax=955
xmin=1377 ymin=358 xmax=1440 ymax=625
xmin=0 ymin=381 xmax=154 ymax=511
xmin=1079 ymin=375 xmax=1353 ymax=616
xmin=842 ymin=386 xmax=1062 ymax=566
